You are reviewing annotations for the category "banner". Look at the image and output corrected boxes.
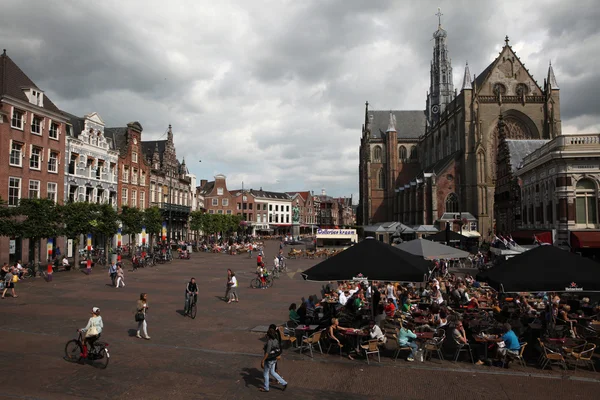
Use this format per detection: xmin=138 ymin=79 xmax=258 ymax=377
xmin=117 ymin=227 xmax=122 ymax=248
xmin=87 ymin=233 xmax=92 ymax=251
xmin=162 ymin=222 xmax=167 ymax=241
xmin=141 ymin=226 xmax=146 ymax=246
xmin=47 ymin=238 xmax=53 ymax=257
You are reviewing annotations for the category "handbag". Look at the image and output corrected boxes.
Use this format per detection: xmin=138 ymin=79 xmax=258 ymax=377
xmin=85 ymin=326 xmax=99 ymax=337
xmin=135 ymin=311 xmax=145 ymax=322
xmin=12 ymin=275 xmax=18 ymax=283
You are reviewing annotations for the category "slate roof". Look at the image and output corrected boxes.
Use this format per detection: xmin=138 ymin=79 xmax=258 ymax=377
xmin=142 ymin=140 xmax=167 ymax=164
xmin=104 ymin=127 xmax=128 ymax=155
xmin=62 ymin=111 xmax=85 ymax=138
xmin=198 ymin=181 xmax=215 ymax=195
xmin=286 ymin=191 xmax=311 ymax=202
xmin=423 ymin=151 xmax=460 ymax=174
xmin=0 ymin=50 xmax=62 ymax=114
xmin=367 ymin=110 xmax=426 ymax=139
xmin=250 ymin=189 xmax=290 ymax=200
xmin=505 ymin=140 xmax=549 ymax=172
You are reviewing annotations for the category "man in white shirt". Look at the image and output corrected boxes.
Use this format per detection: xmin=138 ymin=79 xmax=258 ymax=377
xmin=273 ymin=256 xmax=280 ymax=270
xmin=338 ymin=290 xmax=348 ymax=306
xmin=368 ymin=320 xmax=386 ymax=344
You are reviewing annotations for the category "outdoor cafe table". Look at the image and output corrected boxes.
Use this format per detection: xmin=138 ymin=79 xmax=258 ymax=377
xmin=474 ymin=335 xmax=503 ymax=359
xmin=342 ymin=328 xmax=369 ymax=351
xmin=295 ymin=325 xmax=319 ymax=335
xmin=413 ymin=316 xmax=430 ymax=325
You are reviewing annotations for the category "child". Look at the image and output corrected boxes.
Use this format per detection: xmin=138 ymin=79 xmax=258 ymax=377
xmin=116 ymin=264 xmax=125 ymax=288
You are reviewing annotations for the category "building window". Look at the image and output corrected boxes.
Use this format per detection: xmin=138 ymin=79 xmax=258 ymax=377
xmin=275 ymin=205 xmax=279 ymax=211
xmin=493 ymin=83 xmax=507 ymax=96
xmin=140 ymin=191 xmax=145 ymax=209
xmin=286 ymin=205 xmax=289 ymax=212
xmin=10 ymin=142 xmax=23 ymax=166
xmin=122 ymin=188 xmax=128 ymax=205
xmin=377 ymin=168 xmax=385 ymax=189
xmin=269 ymin=204 xmax=272 ymax=211
xmin=132 ymin=169 xmax=138 ymax=184
xmin=218 ymin=209 xmax=223 ymax=214
xmin=131 ymin=190 xmax=137 ymax=207
xmin=212 ymin=198 xmax=218 ymax=206
xmin=8 ymin=177 xmax=21 ymax=206
xmin=445 ymin=193 xmax=459 ymax=213
xmin=30 ymin=146 xmax=42 ymax=170
xmin=122 ymin=166 xmax=129 ymax=183
xmin=410 ymin=146 xmax=418 ymax=161
xmin=48 ymin=122 xmax=59 ymax=139
xmin=47 ymin=182 xmax=57 ymax=203
xmin=222 ymin=198 xmax=229 ymax=206
xmin=399 ymin=146 xmax=407 ymax=161
xmin=132 ymin=152 xmax=138 ymax=163
xmin=477 ymin=152 xmax=485 ymax=183
xmin=11 ymin=109 xmax=24 ymax=129
xmin=29 ymin=180 xmax=40 ymax=198
xmin=31 ymin=115 xmax=43 ymax=135
xmin=85 ymin=187 xmax=94 ymax=202
xmin=516 ymin=83 xmax=529 ymax=97
xmin=226 ymin=210 xmax=232 ymax=215
xmin=141 ymin=171 xmax=146 ymax=186
xmin=373 ymin=146 xmax=382 ymax=162
xmin=575 ymin=179 xmax=597 ymax=225
xmin=48 ymin=151 xmax=58 ymax=173
xmin=217 ymin=187 xmax=223 ymax=195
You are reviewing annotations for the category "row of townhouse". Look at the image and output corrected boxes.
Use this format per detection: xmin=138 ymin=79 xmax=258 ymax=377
xmin=0 ymin=51 xmax=194 ymax=263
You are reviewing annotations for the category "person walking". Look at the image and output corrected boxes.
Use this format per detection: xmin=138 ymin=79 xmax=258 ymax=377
xmin=260 ymin=327 xmax=287 ymax=392
xmin=224 ymin=269 xmax=233 ymax=301
xmin=1 ymin=267 xmax=17 ymax=299
xmin=135 ymin=293 xmax=150 ymax=340
xmin=115 ymin=264 xmax=125 ymax=288
xmin=228 ymin=271 xmax=239 ymax=303
xmin=108 ymin=261 xmax=117 ymax=286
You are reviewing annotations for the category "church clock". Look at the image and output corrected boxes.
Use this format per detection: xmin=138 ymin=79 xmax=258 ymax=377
xmin=431 ymin=104 xmax=440 ymax=114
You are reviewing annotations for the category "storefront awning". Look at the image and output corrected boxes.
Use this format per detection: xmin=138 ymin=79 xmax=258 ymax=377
xmin=461 ymin=230 xmax=481 ymax=238
xmin=570 ymin=231 xmax=600 ymax=249
xmin=511 ymin=230 xmax=551 ymax=245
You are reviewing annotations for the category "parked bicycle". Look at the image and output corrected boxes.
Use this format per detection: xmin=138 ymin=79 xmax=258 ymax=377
xmin=64 ymin=331 xmax=110 ymax=369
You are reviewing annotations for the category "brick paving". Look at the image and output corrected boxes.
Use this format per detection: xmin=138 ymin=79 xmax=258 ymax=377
xmin=0 ymin=241 xmax=599 ymax=400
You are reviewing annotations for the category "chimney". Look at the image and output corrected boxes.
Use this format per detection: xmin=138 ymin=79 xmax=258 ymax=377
xmin=200 ymin=179 xmax=208 ymax=187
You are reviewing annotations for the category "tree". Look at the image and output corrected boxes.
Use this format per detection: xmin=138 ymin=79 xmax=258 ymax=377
xmin=14 ymin=198 xmax=62 ymax=264
xmin=90 ymin=203 xmax=119 ymax=257
xmin=189 ymin=210 xmax=206 ymax=239
xmin=143 ymin=207 xmax=163 ymax=247
xmin=61 ymin=201 xmax=96 ymax=267
xmin=0 ymin=196 xmax=16 ymax=238
xmin=120 ymin=206 xmax=143 ymax=248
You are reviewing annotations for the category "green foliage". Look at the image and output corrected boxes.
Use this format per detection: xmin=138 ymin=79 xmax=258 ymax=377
xmin=92 ymin=203 xmax=119 ymax=239
xmin=0 ymin=196 xmax=16 ymax=237
xmin=15 ymin=198 xmax=62 ymax=240
xmin=189 ymin=212 xmax=243 ymax=237
xmin=61 ymin=201 xmax=95 ymax=241
xmin=143 ymin=207 xmax=163 ymax=236
xmin=120 ymin=206 xmax=144 ymax=237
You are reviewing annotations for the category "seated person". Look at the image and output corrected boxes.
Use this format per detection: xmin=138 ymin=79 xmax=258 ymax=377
xmin=297 ymin=302 xmax=307 ymax=324
xmin=495 ymin=323 xmax=521 ymax=361
xmin=328 ymin=318 xmax=355 ymax=360
xmin=437 ymin=310 xmax=448 ymax=328
xmin=384 ymin=298 xmax=396 ymax=318
xmin=337 ymin=290 xmax=350 ymax=307
xmin=289 ymin=303 xmax=301 ymax=323
xmin=397 ymin=322 xmax=418 ymax=362
xmin=558 ymin=305 xmax=578 ymax=336
xmin=452 ymin=321 xmax=468 ymax=346
xmin=367 ymin=319 xmax=386 ymax=344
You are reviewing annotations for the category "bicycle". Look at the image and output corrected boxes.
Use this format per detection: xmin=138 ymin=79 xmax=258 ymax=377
xmin=250 ymin=274 xmax=273 ymax=289
xmin=184 ymin=294 xmax=197 ymax=319
xmin=270 ymin=266 xmax=280 ymax=279
xmin=64 ymin=331 xmax=110 ymax=369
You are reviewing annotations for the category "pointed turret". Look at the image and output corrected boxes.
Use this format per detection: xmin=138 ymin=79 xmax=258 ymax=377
xmin=167 ymin=124 xmax=173 ymax=141
xmin=547 ymin=61 xmax=559 ymax=90
xmin=386 ymin=111 xmax=397 ymax=133
xmin=461 ymin=62 xmax=472 ymax=90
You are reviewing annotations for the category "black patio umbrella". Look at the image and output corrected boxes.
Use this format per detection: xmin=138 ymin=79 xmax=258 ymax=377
xmin=301 ymin=238 xmax=430 ymax=282
xmin=476 ymin=245 xmax=600 ymax=292
xmin=425 ymin=230 xmax=465 ymax=243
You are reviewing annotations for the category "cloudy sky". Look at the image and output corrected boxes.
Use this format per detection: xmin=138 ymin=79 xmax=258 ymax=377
xmin=2 ymin=0 xmax=599 ymax=201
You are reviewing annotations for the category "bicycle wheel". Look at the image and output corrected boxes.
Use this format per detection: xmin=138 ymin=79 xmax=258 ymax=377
xmin=266 ymin=276 xmax=274 ymax=288
xmin=94 ymin=346 xmax=110 ymax=369
xmin=250 ymin=278 xmax=260 ymax=289
xmin=190 ymin=302 xmax=197 ymax=319
xmin=65 ymin=340 xmax=83 ymax=363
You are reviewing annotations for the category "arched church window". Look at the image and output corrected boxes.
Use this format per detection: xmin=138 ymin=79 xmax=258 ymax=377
xmin=516 ymin=83 xmax=529 ymax=97
xmin=410 ymin=146 xmax=418 ymax=161
xmin=493 ymin=83 xmax=507 ymax=96
xmin=446 ymin=193 xmax=459 ymax=213
xmin=477 ymin=151 xmax=486 ymax=183
xmin=399 ymin=146 xmax=407 ymax=161
xmin=576 ymin=179 xmax=597 ymax=226
xmin=373 ymin=146 xmax=382 ymax=162
xmin=377 ymin=169 xmax=385 ymax=190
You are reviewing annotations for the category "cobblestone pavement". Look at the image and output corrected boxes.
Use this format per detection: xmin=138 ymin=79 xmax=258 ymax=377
xmin=0 ymin=241 xmax=598 ymax=400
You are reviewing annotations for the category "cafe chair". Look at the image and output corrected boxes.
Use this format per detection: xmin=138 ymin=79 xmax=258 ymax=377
xmin=502 ymin=342 xmax=528 ymax=368
xmin=300 ymin=329 xmax=324 ymax=358
xmin=424 ymin=337 xmax=445 ymax=362
xmin=285 ymin=320 xmax=298 ymax=336
xmin=360 ymin=339 xmax=381 ymax=364
xmin=390 ymin=334 xmax=413 ymax=362
xmin=454 ymin=342 xmax=474 ymax=363
xmin=538 ymin=338 xmax=567 ymax=370
xmin=277 ymin=326 xmax=297 ymax=348
xmin=568 ymin=343 xmax=596 ymax=372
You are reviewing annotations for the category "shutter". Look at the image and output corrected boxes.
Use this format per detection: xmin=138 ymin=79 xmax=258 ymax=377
xmin=29 ymin=144 xmax=32 ymax=161
xmin=8 ymin=139 xmax=12 ymax=156
xmin=40 ymin=147 xmax=44 ymax=163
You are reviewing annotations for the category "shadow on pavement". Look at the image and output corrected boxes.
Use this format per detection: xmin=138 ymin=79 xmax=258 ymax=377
xmin=127 ymin=329 xmax=138 ymax=337
xmin=240 ymin=367 xmax=263 ymax=388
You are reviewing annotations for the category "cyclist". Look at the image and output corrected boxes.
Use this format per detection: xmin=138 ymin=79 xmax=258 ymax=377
xmin=184 ymin=278 xmax=198 ymax=314
xmin=79 ymin=307 xmax=103 ymax=357
xmin=256 ymin=264 xmax=267 ymax=289
xmin=277 ymin=251 xmax=286 ymax=271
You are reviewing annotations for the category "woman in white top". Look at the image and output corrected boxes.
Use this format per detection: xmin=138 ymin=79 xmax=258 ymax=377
xmin=386 ymin=282 xmax=398 ymax=309
xmin=80 ymin=307 xmax=103 ymax=350
xmin=228 ymin=271 xmax=239 ymax=303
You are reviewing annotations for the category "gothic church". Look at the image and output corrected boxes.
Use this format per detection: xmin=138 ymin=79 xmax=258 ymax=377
xmin=358 ymin=17 xmax=561 ymax=240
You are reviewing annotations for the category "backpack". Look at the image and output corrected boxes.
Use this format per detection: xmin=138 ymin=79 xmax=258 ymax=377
xmin=264 ymin=340 xmax=282 ymax=361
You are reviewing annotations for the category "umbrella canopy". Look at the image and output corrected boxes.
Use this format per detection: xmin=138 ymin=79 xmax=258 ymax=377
xmin=301 ymin=238 xmax=430 ymax=282
xmin=425 ymin=230 xmax=466 ymax=243
xmin=476 ymin=245 xmax=600 ymax=292
xmin=394 ymin=238 xmax=470 ymax=260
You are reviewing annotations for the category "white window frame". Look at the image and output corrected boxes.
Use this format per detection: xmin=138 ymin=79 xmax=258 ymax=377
xmin=212 ymin=198 xmax=218 ymax=206
xmin=29 ymin=146 xmax=42 ymax=170
xmin=122 ymin=166 xmax=129 ymax=183
xmin=11 ymin=108 xmax=24 ymax=130
xmin=8 ymin=177 xmax=21 ymax=206
xmin=217 ymin=187 xmax=223 ymax=195
xmin=139 ymin=191 xmax=145 ymax=209
xmin=10 ymin=141 xmax=23 ymax=167
xmin=132 ymin=168 xmax=138 ymax=184
xmin=48 ymin=150 xmax=59 ymax=173
xmin=47 ymin=182 xmax=57 ymax=203
xmin=28 ymin=179 xmax=40 ymax=199
xmin=140 ymin=171 xmax=146 ymax=186
xmin=131 ymin=190 xmax=137 ymax=207
xmin=122 ymin=188 xmax=128 ymax=205
xmin=132 ymin=152 xmax=138 ymax=163
xmin=31 ymin=115 xmax=43 ymax=135
xmin=222 ymin=198 xmax=229 ymax=206
xmin=49 ymin=121 xmax=59 ymax=140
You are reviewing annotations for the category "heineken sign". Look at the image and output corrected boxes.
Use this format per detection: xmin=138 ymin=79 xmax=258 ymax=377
xmin=317 ymin=229 xmax=356 ymax=235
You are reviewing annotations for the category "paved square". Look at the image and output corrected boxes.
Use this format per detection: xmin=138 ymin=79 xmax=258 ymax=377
xmin=0 ymin=241 xmax=598 ymax=400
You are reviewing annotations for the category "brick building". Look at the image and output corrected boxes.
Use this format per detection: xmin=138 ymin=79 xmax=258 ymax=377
xmin=0 ymin=50 xmax=68 ymax=263
xmin=198 ymin=174 xmax=236 ymax=215
xmin=287 ymin=191 xmax=318 ymax=233
xmin=104 ymin=122 xmax=150 ymax=210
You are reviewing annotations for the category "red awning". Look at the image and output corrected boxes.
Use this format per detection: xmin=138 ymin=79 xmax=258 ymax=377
xmin=510 ymin=230 xmax=552 ymax=244
xmin=570 ymin=231 xmax=600 ymax=248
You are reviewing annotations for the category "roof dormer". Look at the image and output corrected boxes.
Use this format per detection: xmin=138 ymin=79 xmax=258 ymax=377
xmin=23 ymin=87 xmax=44 ymax=107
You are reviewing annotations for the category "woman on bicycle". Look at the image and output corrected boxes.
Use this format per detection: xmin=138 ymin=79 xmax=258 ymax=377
xmin=185 ymin=278 xmax=198 ymax=313
xmin=80 ymin=307 xmax=103 ymax=355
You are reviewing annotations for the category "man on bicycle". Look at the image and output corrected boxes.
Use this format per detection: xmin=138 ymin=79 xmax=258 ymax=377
xmin=184 ymin=278 xmax=198 ymax=314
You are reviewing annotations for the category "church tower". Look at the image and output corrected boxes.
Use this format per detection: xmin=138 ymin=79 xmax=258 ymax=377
xmin=426 ymin=8 xmax=454 ymax=127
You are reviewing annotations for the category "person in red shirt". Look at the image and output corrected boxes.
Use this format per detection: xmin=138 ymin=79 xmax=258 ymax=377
xmin=384 ymin=298 xmax=396 ymax=317
xmin=257 ymin=254 xmax=263 ymax=267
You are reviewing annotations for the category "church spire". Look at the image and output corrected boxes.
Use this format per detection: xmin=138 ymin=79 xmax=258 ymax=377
xmin=461 ymin=62 xmax=472 ymax=90
xmin=167 ymin=124 xmax=173 ymax=142
xmin=426 ymin=8 xmax=454 ymax=127
xmin=386 ymin=111 xmax=396 ymax=133
xmin=547 ymin=61 xmax=559 ymax=90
